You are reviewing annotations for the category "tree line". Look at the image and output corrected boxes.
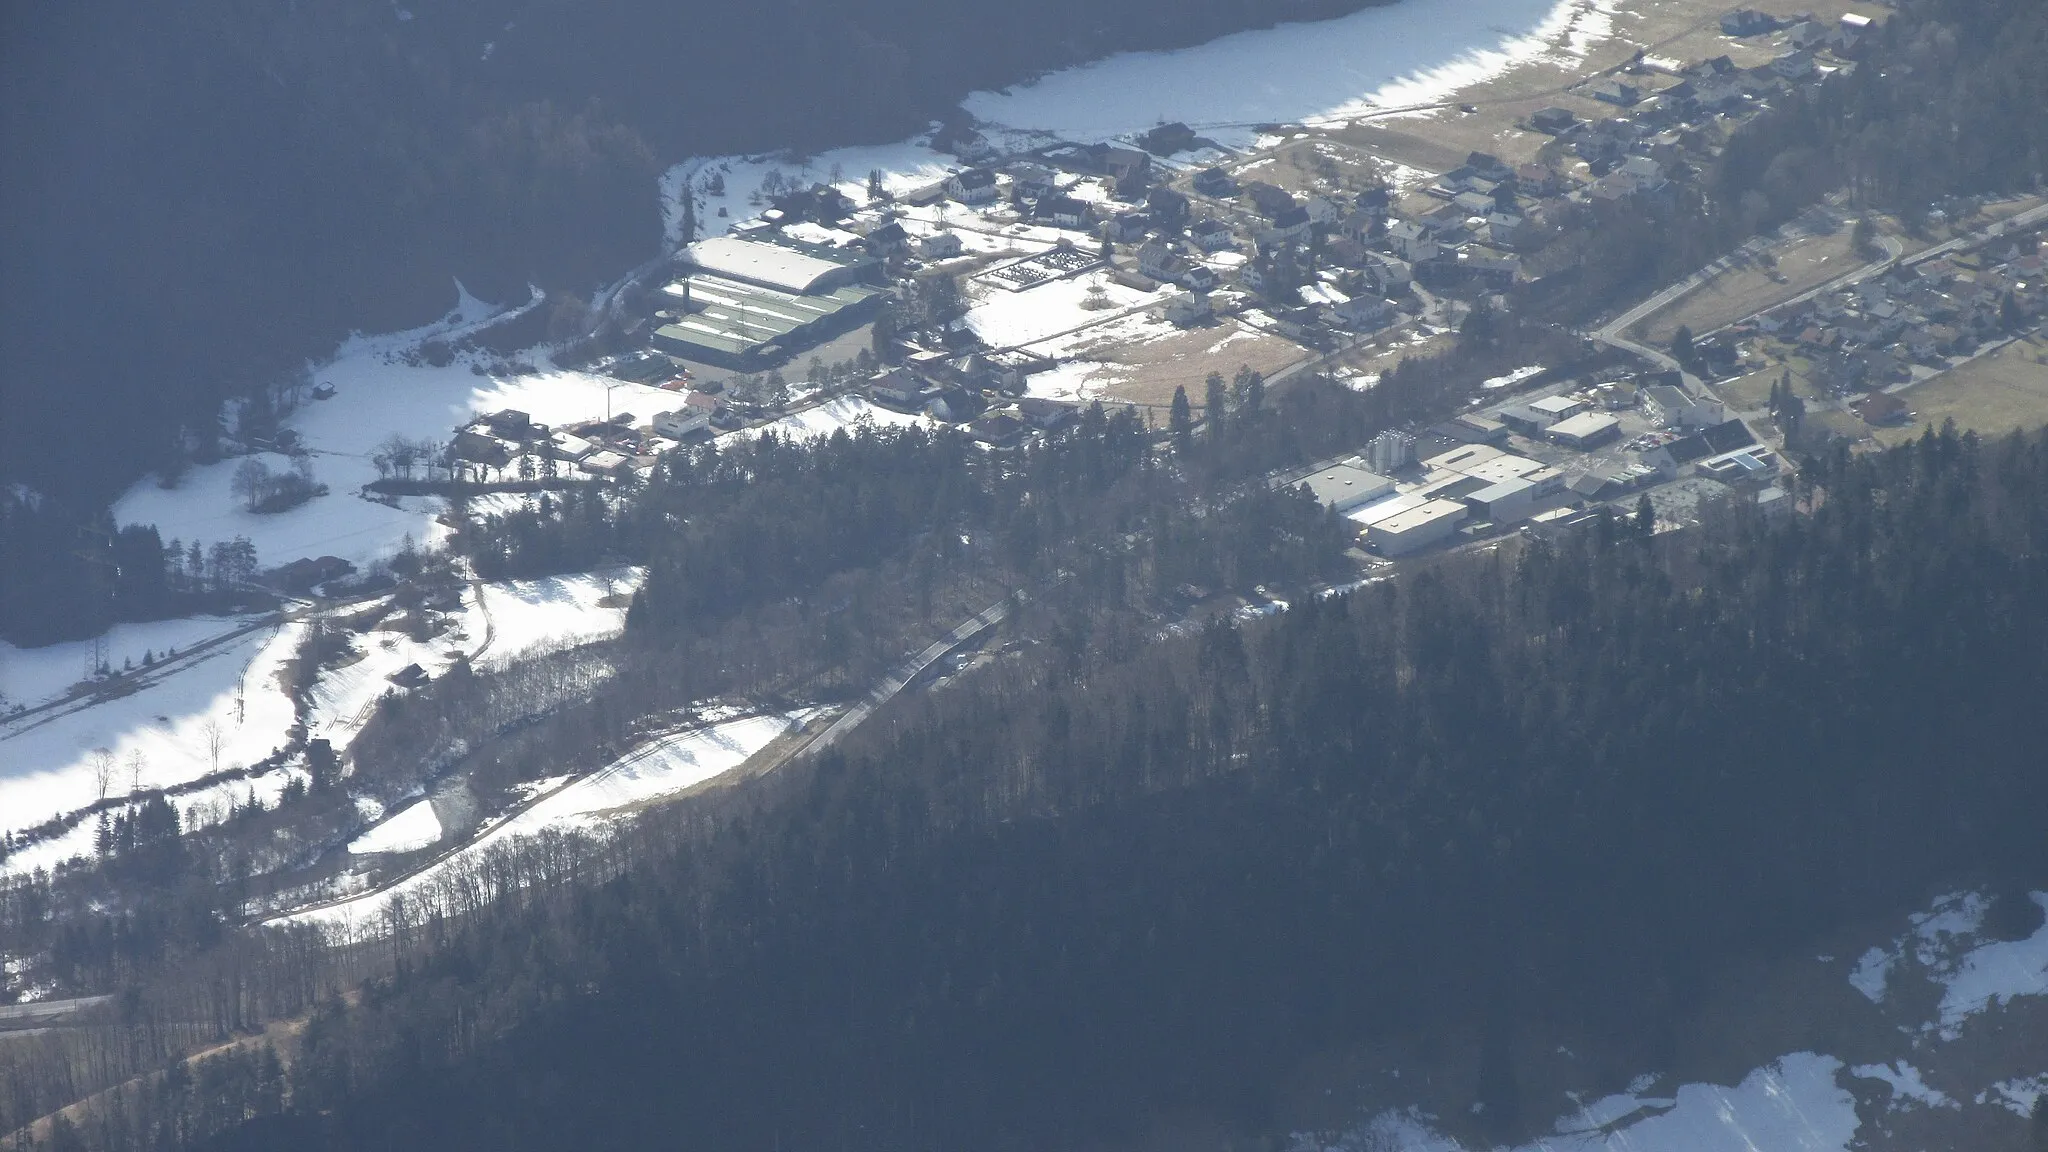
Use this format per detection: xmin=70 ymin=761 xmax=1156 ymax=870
xmin=57 ymin=421 xmax=2039 ymax=1152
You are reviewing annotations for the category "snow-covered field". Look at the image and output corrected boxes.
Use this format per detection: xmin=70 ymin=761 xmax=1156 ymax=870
xmin=0 ymin=622 xmax=304 ymax=869
xmin=474 ymin=567 xmax=644 ymax=670
xmin=964 ymin=0 xmax=1616 ymax=147
xmin=967 ymin=274 xmax=1160 ymax=348
xmin=110 ymin=294 xmax=685 ymax=583
xmin=0 ymin=615 xmax=257 ymax=711
xmin=731 ymin=394 xmax=934 ymax=442
xmin=348 ymin=797 xmax=443 ymax=855
xmin=278 ymin=712 xmax=803 ymax=931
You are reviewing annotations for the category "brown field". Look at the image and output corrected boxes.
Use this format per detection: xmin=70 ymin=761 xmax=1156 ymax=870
xmin=1083 ymin=319 xmax=1312 ymax=412
xmin=1871 ymin=335 xmax=2048 ymax=447
xmin=1298 ymin=0 xmax=1888 ymax=192
xmin=1643 ymin=232 xmax=1860 ymax=343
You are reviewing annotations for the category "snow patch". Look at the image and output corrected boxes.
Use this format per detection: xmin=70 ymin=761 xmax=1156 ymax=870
xmin=349 ymin=798 xmax=443 ymax=855
xmin=1850 ymin=1061 xmax=1956 ymax=1110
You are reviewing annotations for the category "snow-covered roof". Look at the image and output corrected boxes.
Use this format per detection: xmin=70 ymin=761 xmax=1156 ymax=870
xmin=682 ymin=236 xmax=864 ymax=294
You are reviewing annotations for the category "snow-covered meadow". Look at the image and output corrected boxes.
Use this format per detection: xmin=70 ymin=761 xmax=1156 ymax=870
xmin=963 ymin=0 xmax=1617 ymax=147
xmin=277 ymin=711 xmax=805 ymax=931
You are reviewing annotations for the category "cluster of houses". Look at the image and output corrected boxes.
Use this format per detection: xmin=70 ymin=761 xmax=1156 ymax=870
xmin=1736 ymin=229 xmax=2047 ymax=421
xmin=449 ymin=394 xmax=738 ymax=482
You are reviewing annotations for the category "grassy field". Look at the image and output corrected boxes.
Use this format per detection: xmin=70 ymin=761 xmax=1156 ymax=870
xmin=1643 ymin=232 xmax=1861 ymax=343
xmin=1294 ymin=0 xmax=1890 ymax=197
xmin=1089 ymin=319 xmax=1310 ymax=411
xmin=1872 ymin=335 xmax=2048 ymax=447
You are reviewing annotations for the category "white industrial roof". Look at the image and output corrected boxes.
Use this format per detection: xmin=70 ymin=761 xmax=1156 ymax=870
xmin=1462 ymin=454 xmax=1550 ymax=485
xmin=1548 ymin=411 xmax=1621 ymax=439
xmin=1372 ymin=498 xmax=1469 ymax=534
xmin=683 ymin=236 xmax=856 ymax=294
xmin=1528 ymin=394 xmax=1585 ymax=417
xmin=1300 ymin=463 xmax=1396 ymax=510
xmin=1421 ymin=443 xmax=1505 ymax=473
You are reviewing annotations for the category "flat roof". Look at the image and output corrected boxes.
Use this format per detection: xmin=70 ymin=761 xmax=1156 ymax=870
xmin=1299 ymin=463 xmax=1395 ymax=508
xmin=1528 ymin=394 xmax=1585 ymax=416
xmin=1549 ymin=411 xmax=1621 ymax=439
xmin=1347 ymin=490 xmax=1430 ymax=526
xmin=1372 ymin=498 xmax=1469 ymax=535
xmin=1421 ymin=443 xmax=1505 ymax=473
xmin=681 ymin=235 xmax=873 ymax=294
xmin=1462 ymin=454 xmax=1550 ymax=485
xmin=1468 ymin=477 xmax=1538 ymax=503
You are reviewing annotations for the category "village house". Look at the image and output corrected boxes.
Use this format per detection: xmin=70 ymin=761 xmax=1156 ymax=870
xmin=1590 ymin=80 xmax=1642 ymax=106
xmin=1037 ymin=196 xmax=1094 ymax=229
xmin=1361 ymin=252 xmax=1413 ymax=295
xmin=1192 ymin=167 xmax=1237 ymax=198
xmin=1267 ymin=204 xmax=1312 ymax=242
xmin=1529 ymin=107 xmax=1577 ymax=134
xmin=947 ymin=168 xmax=999 ymax=205
xmin=1327 ymin=295 xmax=1396 ymax=331
xmin=1771 ymin=50 xmax=1817 ymax=80
xmin=1147 ymin=186 xmax=1191 ymax=230
xmin=1719 ymin=8 xmax=1776 ymax=36
xmin=1243 ymin=181 xmax=1299 ymax=219
xmin=1137 ymin=240 xmax=1191 ymax=283
xmin=1008 ymin=162 xmax=1058 ymax=201
xmin=1387 ymin=221 xmax=1438 ymax=263
xmin=1166 ymin=294 xmax=1214 ymax=327
xmin=1306 ymin=195 xmax=1345 ymax=227
xmin=863 ymin=220 xmax=910 ymax=258
xmin=652 ymin=392 xmax=721 ymax=439
xmin=1180 ymin=264 xmax=1219 ymax=292
xmin=1108 ymin=210 xmax=1153 ymax=242
xmin=917 ymin=232 xmax=965 ymax=261
xmin=869 ymin=369 xmax=929 ymax=409
xmin=1190 ymin=218 xmax=1235 ymax=250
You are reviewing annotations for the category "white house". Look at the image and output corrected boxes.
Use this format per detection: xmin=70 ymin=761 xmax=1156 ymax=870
xmin=1387 ymin=221 xmax=1437 ymax=263
xmin=917 ymin=232 xmax=965 ymax=260
xmin=947 ymin=168 xmax=999 ymax=205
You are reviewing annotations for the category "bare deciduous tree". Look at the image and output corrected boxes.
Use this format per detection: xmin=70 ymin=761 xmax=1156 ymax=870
xmin=90 ymin=747 xmax=115 ymax=801
xmin=202 ymin=718 xmax=226 ymax=776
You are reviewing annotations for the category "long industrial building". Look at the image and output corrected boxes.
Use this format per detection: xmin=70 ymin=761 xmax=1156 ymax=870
xmin=651 ymin=235 xmax=886 ymax=369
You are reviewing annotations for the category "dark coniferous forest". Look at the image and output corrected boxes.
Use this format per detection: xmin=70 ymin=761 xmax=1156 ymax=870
xmin=46 ymin=424 xmax=2033 ymax=1152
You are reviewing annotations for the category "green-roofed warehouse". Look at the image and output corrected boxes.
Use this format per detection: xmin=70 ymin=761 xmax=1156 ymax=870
xmin=651 ymin=275 xmax=885 ymax=370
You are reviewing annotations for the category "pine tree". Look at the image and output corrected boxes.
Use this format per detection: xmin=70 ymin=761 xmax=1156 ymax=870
xmin=1169 ymin=386 xmax=1194 ymax=457
xmin=1672 ymin=325 xmax=1696 ymax=370
xmin=1204 ymin=373 xmax=1229 ymax=446
xmin=1634 ymin=493 xmax=1656 ymax=537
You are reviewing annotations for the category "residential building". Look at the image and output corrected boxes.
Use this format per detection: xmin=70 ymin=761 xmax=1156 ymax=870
xmin=1530 ymin=107 xmax=1577 ymax=134
xmin=1190 ymin=218 xmax=1235 ymax=250
xmin=1590 ymin=80 xmax=1642 ymax=106
xmin=1192 ymin=167 xmax=1237 ymax=197
xmin=1387 ymin=221 xmax=1437 ymax=263
xmin=947 ymin=168 xmax=999 ymax=204
xmin=1165 ymin=294 xmax=1214 ymax=327
xmin=917 ymin=232 xmax=964 ymax=260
